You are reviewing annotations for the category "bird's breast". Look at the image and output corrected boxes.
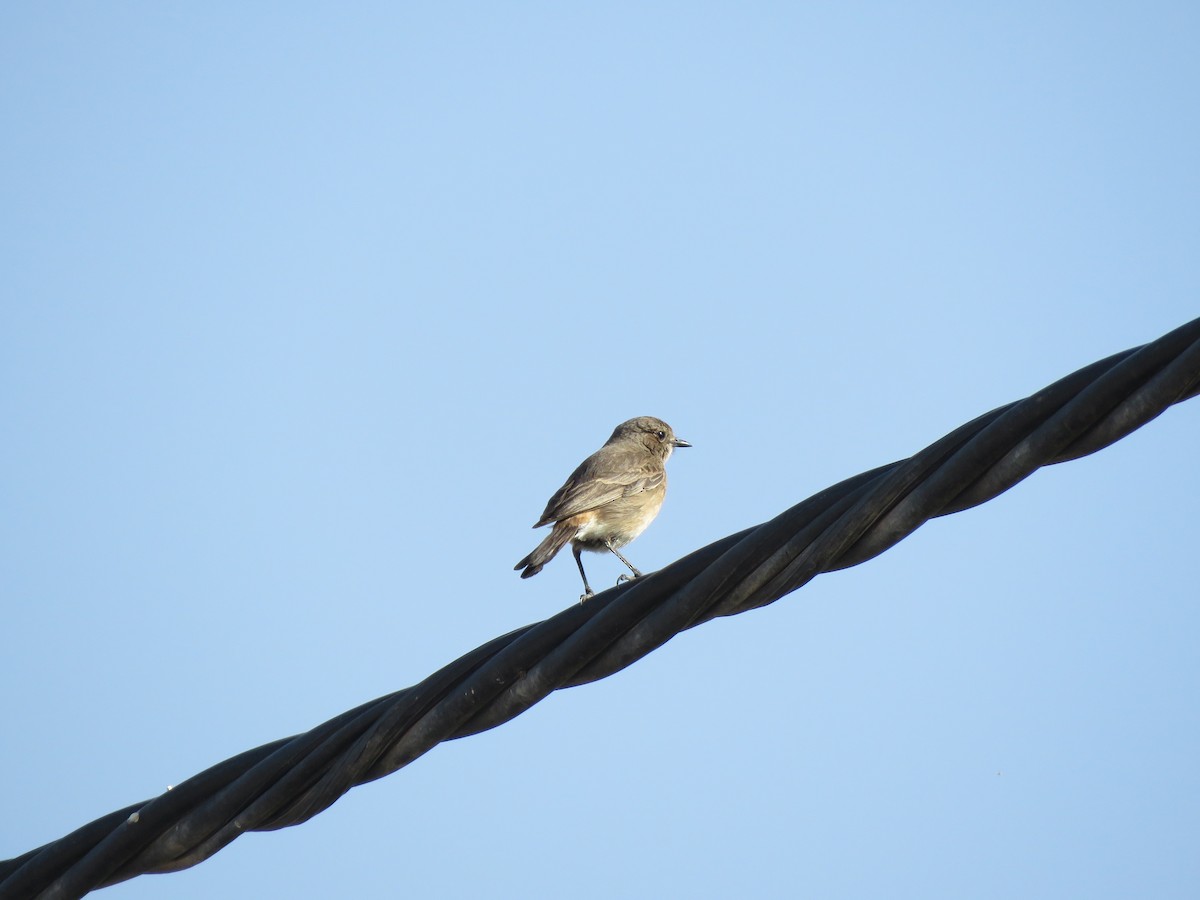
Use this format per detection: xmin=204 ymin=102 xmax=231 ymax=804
xmin=572 ymin=483 xmax=666 ymax=549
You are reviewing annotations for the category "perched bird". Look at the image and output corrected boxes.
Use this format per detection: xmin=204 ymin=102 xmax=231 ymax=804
xmin=514 ymin=416 xmax=690 ymax=599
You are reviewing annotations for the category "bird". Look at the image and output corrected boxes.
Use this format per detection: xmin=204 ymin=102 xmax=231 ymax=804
xmin=514 ymin=416 xmax=690 ymax=600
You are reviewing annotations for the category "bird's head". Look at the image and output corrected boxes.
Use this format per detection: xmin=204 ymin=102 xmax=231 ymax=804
xmin=607 ymin=416 xmax=691 ymax=460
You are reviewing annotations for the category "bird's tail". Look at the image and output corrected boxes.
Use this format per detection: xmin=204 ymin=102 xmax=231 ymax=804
xmin=514 ymin=522 xmax=574 ymax=579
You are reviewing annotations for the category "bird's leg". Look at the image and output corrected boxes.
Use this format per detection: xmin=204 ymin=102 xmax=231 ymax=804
xmin=605 ymin=540 xmax=644 ymax=583
xmin=573 ymin=544 xmax=595 ymax=603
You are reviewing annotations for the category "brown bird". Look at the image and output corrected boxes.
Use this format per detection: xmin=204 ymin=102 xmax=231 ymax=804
xmin=514 ymin=416 xmax=690 ymax=600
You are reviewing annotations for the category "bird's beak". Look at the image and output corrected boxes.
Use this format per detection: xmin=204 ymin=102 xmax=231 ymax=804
xmin=672 ymin=438 xmax=692 ymax=448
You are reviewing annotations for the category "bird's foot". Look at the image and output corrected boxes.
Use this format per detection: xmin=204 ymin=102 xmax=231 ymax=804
xmin=616 ymin=572 xmax=642 ymax=585
xmin=579 ymin=589 xmax=595 ymax=604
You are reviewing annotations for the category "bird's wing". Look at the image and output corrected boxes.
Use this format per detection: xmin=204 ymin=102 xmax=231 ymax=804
xmin=534 ymin=453 xmax=664 ymax=526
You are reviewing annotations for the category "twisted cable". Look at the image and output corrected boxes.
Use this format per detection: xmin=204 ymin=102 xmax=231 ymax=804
xmin=4 ymin=317 xmax=1199 ymax=900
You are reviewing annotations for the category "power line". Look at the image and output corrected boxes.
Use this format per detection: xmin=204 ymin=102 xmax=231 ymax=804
xmin=4 ymin=317 xmax=1199 ymax=900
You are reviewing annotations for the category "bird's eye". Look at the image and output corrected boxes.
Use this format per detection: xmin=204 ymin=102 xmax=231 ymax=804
xmin=656 ymin=430 xmax=666 ymax=439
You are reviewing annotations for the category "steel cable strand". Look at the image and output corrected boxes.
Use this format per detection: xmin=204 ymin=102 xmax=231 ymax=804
xmin=3 ymin=317 xmax=1199 ymax=900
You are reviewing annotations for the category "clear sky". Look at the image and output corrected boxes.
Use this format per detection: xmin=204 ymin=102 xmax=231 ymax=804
xmin=2 ymin=4 xmax=1198 ymax=899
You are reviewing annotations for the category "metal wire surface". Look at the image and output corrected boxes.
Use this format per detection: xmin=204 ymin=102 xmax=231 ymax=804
xmin=4 ymin=317 xmax=1199 ymax=900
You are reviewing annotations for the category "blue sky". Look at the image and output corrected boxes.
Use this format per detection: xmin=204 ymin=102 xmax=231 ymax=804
xmin=2 ymin=4 xmax=1198 ymax=898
